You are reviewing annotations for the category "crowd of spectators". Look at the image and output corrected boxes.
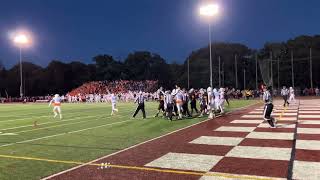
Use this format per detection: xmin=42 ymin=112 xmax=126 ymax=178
xmin=0 ymin=96 xmax=51 ymax=103
xmin=68 ymin=80 xmax=158 ymax=96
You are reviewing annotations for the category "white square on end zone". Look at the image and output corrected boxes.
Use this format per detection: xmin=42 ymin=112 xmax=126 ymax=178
xmin=298 ymin=128 xmax=320 ymax=134
xmin=299 ymin=115 xmax=320 ymax=118
xmin=189 ymin=136 xmax=244 ymax=146
xmin=246 ymin=132 xmax=294 ymax=140
xmin=231 ymin=120 xmax=263 ymax=124
xmin=258 ymin=123 xmax=296 ymax=128
xmin=299 ymin=120 xmax=320 ymax=125
xmin=214 ymin=126 xmax=256 ymax=132
xmin=241 ymin=115 xmax=263 ymax=118
xmin=226 ymin=146 xmax=292 ymax=160
xmin=293 ymin=161 xmax=320 ymax=180
xmin=296 ymin=140 xmax=320 ymax=150
xmin=278 ymin=117 xmax=297 ymax=121
xmin=199 ymin=172 xmax=287 ymax=180
xmin=145 ymin=152 xmax=223 ymax=172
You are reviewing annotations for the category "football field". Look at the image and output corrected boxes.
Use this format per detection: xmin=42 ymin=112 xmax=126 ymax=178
xmin=0 ymin=100 xmax=257 ymax=180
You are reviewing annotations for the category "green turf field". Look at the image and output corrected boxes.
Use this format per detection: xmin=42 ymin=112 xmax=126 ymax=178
xmin=0 ymin=100 xmax=257 ymax=180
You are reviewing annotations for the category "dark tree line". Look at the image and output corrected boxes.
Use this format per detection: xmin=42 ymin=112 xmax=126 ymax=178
xmin=0 ymin=35 xmax=320 ymax=97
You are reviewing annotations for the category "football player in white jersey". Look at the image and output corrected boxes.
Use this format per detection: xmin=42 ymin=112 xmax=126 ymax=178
xmin=175 ymin=88 xmax=184 ymax=119
xmin=289 ymin=87 xmax=296 ymax=103
xmin=48 ymin=94 xmax=63 ymax=119
xmin=110 ymin=93 xmax=118 ymax=115
xmin=219 ymin=88 xmax=225 ymax=114
xmin=207 ymin=87 xmax=215 ymax=119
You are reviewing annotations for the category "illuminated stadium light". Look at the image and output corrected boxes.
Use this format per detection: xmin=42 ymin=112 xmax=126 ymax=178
xmin=199 ymin=4 xmax=219 ymax=17
xmin=14 ymin=34 xmax=29 ymax=45
xmin=199 ymin=3 xmax=219 ymax=87
xmin=11 ymin=31 xmax=32 ymax=98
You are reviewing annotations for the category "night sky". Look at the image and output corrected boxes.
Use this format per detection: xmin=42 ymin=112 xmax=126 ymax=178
xmin=0 ymin=0 xmax=319 ymax=67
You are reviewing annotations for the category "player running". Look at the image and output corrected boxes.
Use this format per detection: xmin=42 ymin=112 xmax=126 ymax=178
xmin=289 ymin=87 xmax=296 ymax=103
xmin=110 ymin=93 xmax=118 ymax=116
xmin=48 ymin=94 xmax=63 ymax=119
xmin=263 ymin=86 xmax=277 ymax=128
xmin=281 ymin=86 xmax=290 ymax=107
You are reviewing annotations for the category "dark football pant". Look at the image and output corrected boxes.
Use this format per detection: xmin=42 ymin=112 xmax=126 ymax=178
xmin=166 ymin=103 xmax=173 ymax=121
xmin=133 ymin=103 xmax=146 ymax=118
xmin=283 ymin=95 xmax=289 ymax=106
xmin=182 ymin=102 xmax=191 ymax=117
xmin=263 ymin=103 xmax=275 ymax=127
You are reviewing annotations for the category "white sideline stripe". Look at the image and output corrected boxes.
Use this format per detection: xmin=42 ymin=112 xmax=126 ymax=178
xmin=0 ymin=120 xmax=132 ymax=148
xmin=41 ymin=102 xmax=260 ymax=180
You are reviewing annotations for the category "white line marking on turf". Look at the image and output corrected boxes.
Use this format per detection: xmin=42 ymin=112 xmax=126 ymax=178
xmin=41 ymin=102 xmax=260 ymax=180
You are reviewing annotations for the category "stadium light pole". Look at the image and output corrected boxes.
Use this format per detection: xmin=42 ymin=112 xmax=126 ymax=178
xmin=187 ymin=58 xmax=190 ymax=89
xmin=200 ymin=4 xmax=219 ymax=88
xmin=13 ymin=34 xmax=29 ymax=98
xmin=291 ymin=51 xmax=295 ymax=88
xmin=235 ymin=54 xmax=238 ymax=89
xmin=255 ymin=53 xmax=258 ymax=90
xmin=218 ymin=56 xmax=221 ymax=87
xmin=310 ymin=47 xmax=313 ymax=89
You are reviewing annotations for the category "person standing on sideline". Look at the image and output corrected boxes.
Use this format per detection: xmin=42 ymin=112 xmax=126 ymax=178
xmin=48 ymin=94 xmax=63 ymax=119
xmin=133 ymin=91 xmax=146 ymax=119
xmin=263 ymin=86 xmax=277 ymax=128
xmin=281 ymin=86 xmax=289 ymax=107
xmin=110 ymin=93 xmax=118 ymax=115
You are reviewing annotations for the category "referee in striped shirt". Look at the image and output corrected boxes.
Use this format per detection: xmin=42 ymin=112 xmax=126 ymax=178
xmin=133 ymin=91 xmax=146 ymax=119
